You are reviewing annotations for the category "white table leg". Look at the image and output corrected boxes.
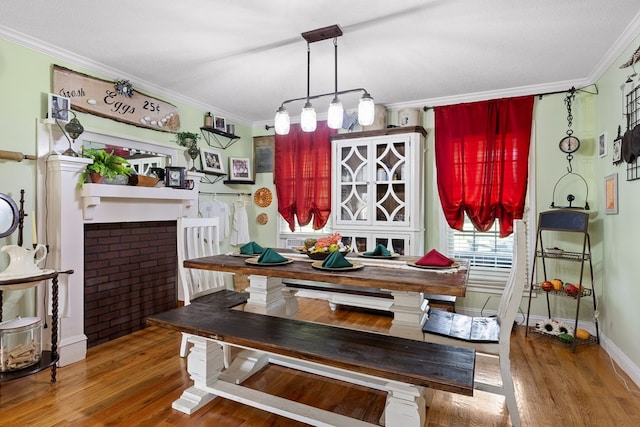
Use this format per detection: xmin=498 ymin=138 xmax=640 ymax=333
xmin=244 ymin=275 xmax=287 ymax=316
xmin=387 ymin=291 xmax=428 ymax=341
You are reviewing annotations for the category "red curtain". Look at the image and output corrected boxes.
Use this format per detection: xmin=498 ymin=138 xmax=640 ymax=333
xmin=434 ymin=96 xmax=534 ymax=237
xmin=274 ymin=122 xmax=335 ymax=231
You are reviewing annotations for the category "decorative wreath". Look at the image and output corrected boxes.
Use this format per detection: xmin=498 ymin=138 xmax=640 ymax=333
xmin=114 ymin=79 xmax=134 ymax=97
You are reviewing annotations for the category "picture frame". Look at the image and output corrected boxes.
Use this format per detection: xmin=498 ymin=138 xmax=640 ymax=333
xmin=253 ymin=135 xmax=275 ymax=173
xmin=229 ymin=157 xmax=252 ymax=181
xmin=612 ymin=136 xmax=622 ymax=164
xmin=48 ymin=93 xmax=71 ymax=123
xmin=200 ymin=147 xmax=225 ymax=174
xmin=598 ymin=132 xmax=607 ymax=157
xmin=604 ymin=173 xmax=618 ymax=215
xmin=214 ymin=116 xmax=226 ymax=132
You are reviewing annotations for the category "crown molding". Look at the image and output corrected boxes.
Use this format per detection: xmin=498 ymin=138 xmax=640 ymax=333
xmin=0 ymin=25 xmax=250 ymax=128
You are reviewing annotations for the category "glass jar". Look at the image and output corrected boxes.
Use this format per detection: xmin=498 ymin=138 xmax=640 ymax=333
xmin=0 ymin=317 xmax=42 ymax=372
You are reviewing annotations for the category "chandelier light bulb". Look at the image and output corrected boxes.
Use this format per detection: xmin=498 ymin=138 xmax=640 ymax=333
xmin=274 ymin=106 xmax=290 ymax=135
xmin=358 ymin=92 xmax=375 ymax=126
xmin=301 ymin=101 xmax=317 ymax=132
xmin=327 ymin=97 xmax=344 ymax=129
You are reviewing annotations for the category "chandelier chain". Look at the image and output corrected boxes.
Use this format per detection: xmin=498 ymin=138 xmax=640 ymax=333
xmin=564 ymin=91 xmax=574 ymax=136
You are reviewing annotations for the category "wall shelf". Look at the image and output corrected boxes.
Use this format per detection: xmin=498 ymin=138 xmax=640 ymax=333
xmin=200 ymin=127 xmax=240 ymax=149
xmin=196 ymin=170 xmax=227 ymax=184
xmin=223 ymin=179 xmax=255 ymax=185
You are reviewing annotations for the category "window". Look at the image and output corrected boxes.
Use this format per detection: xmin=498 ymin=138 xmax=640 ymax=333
xmin=444 ymin=217 xmax=514 ymax=292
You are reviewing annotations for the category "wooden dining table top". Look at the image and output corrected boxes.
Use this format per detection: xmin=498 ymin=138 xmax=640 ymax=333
xmin=184 ymin=253 xmax=469 ymax=297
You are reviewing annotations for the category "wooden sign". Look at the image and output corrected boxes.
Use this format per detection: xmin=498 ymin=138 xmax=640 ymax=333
xmin=52 ymin=65 xmax=180 ymax=132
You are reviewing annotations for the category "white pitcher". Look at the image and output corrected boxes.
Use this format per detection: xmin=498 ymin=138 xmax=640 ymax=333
xmin=1 ymin=244 xmax=47 ymax=275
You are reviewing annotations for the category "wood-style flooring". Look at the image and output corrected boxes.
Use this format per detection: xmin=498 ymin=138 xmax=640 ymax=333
xmin=1 ymin=298 xmax=639 ymax=426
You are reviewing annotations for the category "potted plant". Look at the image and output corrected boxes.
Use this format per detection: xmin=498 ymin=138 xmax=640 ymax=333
xmin=78 ymin=148 xmax=132 ymax=187
xmin=175 ymin=131 xmax=202 ymax=171
xmin=175 ymin=131 xmax=201 ymax=147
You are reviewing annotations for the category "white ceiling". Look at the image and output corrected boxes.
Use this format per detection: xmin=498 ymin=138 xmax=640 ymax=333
xmin=2 ymin=0 xmax=640 ymax=127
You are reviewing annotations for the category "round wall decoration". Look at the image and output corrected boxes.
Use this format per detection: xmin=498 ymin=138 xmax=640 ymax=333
xmin=256 ymin=213 xmax=269 ymax=225
xmin=254 ymin=187 xmax=273 ymax=208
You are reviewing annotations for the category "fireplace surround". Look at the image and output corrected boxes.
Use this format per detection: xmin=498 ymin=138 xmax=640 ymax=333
xmin=37 ymin=125 xmax=200 ymax=365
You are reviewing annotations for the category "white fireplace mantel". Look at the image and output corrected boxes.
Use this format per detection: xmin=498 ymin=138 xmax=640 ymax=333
xmin=81 ymin=182 xmax=198 ymax=222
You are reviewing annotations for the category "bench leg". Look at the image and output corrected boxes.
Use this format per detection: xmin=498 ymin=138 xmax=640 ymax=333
xmin=218 ymin=349 xmax=270 ymax=384
xmin=281 ymin=287 xmax=299 ymax=317
xmin=388 ymin=291 xmax=429 ymax=341
xmin=382 ymin=383 xmax=427 ymax=427
xmin=172 ymin=336 xmax=223 ymax=414
xmin=244 ymin=275 xmax=287 ymax=316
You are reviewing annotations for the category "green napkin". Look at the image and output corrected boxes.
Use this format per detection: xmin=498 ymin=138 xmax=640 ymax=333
xmin=257 ymin=248 xmax=287 ymax=264
xmin=240 ymin=241 xmax=264 ymax=255
xmin=322 ymin=251 xmax=353 ymax=268
xmin=364 ymin=243 xmax=391 ymax=256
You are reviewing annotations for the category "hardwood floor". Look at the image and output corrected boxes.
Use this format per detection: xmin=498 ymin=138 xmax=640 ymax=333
xmin=1 ymin=298 xmax=639 ymax=426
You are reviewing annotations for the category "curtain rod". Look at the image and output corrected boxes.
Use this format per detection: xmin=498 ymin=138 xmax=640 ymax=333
xmin=420 ymin=84 xmax=600 ymax=111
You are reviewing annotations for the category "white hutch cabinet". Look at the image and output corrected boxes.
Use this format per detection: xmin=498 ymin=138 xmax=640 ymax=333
xmin=330 ymin=126 xmax=426 ymax=255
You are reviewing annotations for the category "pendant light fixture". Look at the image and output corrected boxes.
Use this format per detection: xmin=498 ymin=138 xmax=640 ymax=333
xmin=274 ymin=25 xmax=374 ymax=135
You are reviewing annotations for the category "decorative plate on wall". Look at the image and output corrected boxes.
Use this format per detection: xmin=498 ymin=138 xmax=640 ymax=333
xmin=254 ymin=187 xmax=273 ymax=208
xmin=256 ymin=213 xmax=269 ymax=225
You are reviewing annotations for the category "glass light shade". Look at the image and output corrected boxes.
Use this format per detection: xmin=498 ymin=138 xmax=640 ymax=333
xmin=300 ymin=101 xmax=317 ymax=132
xmin=274 ymin=107 xmax=290 ymax=135
xmin=327 ymin=98 xmax=344 ymax=129
xmin=358 ymin=93 xmax=375 ymax=126
xmin=65 ymin=117 xmax=84 ymax=140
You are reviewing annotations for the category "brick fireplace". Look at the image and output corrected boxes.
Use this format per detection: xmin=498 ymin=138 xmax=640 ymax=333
xmin=84 ymin=221 xmax=178 ymax=347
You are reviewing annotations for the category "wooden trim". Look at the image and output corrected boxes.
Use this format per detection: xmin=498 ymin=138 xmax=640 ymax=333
xmin=330 ymin=126 xmax=427 ymax=141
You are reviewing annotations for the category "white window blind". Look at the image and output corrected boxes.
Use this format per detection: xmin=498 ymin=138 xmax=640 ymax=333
xmin=446 ymin=218 xmax=514 ymax=292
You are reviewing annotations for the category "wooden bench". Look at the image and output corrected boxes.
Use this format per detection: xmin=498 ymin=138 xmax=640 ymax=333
xmin=147 ymin=295 xmax=475 ymax=427
xmin=283 ymin=280 xmax=457 ymax=312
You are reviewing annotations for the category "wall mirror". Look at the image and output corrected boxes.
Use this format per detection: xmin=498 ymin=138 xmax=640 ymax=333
xmin=78 ymin=131 xmax=178 ymax=176
xmin=0 ymin=193 xmax=19 ymax=238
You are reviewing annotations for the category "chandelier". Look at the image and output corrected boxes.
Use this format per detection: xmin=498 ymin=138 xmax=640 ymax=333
xmin=274 ymin=24 xmax=375 ymax=135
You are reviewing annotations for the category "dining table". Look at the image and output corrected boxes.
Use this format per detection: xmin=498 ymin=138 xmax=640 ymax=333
xmin=183 ymin=251 xmax=469 ymax=340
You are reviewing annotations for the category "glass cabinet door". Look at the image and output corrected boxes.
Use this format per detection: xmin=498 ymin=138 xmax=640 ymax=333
xmin=374 ymin=139 xmax=408 ymax=226
xmin=338 ymin=142 xmax=370 ymax=223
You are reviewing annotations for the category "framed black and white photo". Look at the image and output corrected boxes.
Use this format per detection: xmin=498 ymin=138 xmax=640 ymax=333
xmin=214 ymin=116 xmax=226 ymax=132
xmin=598 ymin=132 xmax=607 ymax=157
xmin=200 ymin=147 xmax=225 ymax=174
xmin=48 ymin=93 xmax=71 ymax=123
xmin=612 ymin=135 xmax=622 ymax=164
xmin=229 ymin=157 xmax=252 ymax=181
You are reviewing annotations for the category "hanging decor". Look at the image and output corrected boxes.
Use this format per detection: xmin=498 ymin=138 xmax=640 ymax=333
xmin=550 ymin=88 xmax=589 ymax=210
xmin=273 ymin=24 xmax=375 ymax=135
xmin=52 ymin=65 xmax=180 ymax=132
xmin=114 ymin=79 xmax=134 ymax=97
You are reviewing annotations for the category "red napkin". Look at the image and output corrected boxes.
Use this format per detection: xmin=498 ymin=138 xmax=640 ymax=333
xmin=416 ymin=249 xmax=454 ymax=267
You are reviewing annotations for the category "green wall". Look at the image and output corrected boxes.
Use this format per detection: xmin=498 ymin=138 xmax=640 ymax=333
xmin=2 ymin=30 xmax=640 ymax=376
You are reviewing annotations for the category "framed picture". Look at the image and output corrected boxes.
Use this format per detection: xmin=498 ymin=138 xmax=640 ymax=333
xmin=200 ymin=147 xmax=225 ymax=174
xmin=604 ymin=173 xmax=618 ymax=214
xmin=612 ymin=136 xmax=622 ymax=164
xmin=229 ymin=157 xmax=252 ymax=181
xmin=598 ymin=132 xmax=607 ymax=157
xmin=253 ymin=135 xmax=274 ymax=173
xmin=48 ymin=93 xmax=71 ymax=123
xmin=214 ymin=116 xmax=226 ymax=132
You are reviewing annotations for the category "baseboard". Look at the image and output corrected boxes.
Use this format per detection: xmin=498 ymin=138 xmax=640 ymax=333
xmin=599 ymin=333 xmax=640 ymax=390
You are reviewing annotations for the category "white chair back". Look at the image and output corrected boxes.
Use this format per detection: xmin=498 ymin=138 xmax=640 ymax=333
xmin=496 ymin=219 xmax=528 ymax=349
xmin=177 ymin=217 xmax=226 ymax=305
